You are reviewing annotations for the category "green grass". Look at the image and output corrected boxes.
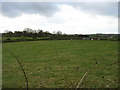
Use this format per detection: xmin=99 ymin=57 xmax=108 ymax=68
xmin=2 ymin=40 xmax=118 ymax=88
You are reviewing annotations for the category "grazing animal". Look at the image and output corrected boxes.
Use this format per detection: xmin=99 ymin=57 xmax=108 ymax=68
xmin=70 ymin=39 xmax=73 ymax=42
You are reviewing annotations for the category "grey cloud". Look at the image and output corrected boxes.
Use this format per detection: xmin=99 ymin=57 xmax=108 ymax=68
xmin=2 ymin=2 xmax=118 ymax=18
xmin=2 ymin=2 xmax=59 ymax=18
xmin=119 ymin=2 xmax=120 ymax=18
xmin=0 ymin=1 xmax=2 ymax=15
xmin=66 ymin=2 xmax=118 ymax=17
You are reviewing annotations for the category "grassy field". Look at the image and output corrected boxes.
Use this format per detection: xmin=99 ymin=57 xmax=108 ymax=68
xmin=2 ymin=40 xmax=118 ymax=88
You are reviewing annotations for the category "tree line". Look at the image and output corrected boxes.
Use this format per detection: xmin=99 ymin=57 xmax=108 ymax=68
xmin=2 ymin=28 xmax=119 ymax=42
xmin=2 ymin=28 xmax=52 ymax=38
xmin=2 ymin=28 xmax=87 ymax=40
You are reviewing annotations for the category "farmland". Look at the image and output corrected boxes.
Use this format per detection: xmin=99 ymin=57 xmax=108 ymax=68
xmin=2 ymin=40 xmax=118 ymax=88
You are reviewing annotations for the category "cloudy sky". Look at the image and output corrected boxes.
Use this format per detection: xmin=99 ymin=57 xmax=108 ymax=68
xmin=0 ymin=1 xmax=118 ymax=34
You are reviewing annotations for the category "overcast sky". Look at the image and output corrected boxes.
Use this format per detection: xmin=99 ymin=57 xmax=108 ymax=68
xmin=0 ymin=1 xmax=118 ymax=34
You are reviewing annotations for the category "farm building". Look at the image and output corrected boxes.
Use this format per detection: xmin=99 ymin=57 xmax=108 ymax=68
xmin=78 ymin=35 xmax=90 ymax=40
xmin=83 ymin=37 xmax=91 ymax=40
xmin=92 ymin=37 xmax=100 ymax=40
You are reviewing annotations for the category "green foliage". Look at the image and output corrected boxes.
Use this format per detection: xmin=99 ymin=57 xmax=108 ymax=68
xmin=2 ymin=28 xmax=119 ymax=42
xmin=2 ymin=28 xmax=51 ymax=38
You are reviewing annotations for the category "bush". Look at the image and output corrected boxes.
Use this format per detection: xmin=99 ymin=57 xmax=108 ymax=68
xmin=6 ymin=38 xmax=11 ymax=40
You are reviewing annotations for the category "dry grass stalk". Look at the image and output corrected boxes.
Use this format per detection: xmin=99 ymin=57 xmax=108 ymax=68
xmin=76 ymin=72 xmax=88 ymax=88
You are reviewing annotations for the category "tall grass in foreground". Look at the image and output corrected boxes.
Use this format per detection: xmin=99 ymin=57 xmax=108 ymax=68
xmin=3 ymin=47 xmax=29 ymax=90
xmin=2 ymin=40 xmax=118 ymax=88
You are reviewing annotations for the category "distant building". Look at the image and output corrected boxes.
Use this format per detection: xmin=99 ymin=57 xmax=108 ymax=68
xmin=92 ymin=37 xmax=100 ymax=40
xmin=78 ymin=35 xmax=90 ymax=40
xmin=83 ymin=37 xmax=91 ymax=40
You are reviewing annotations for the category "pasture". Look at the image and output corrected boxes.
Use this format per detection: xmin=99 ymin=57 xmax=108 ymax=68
xmin=2 ymin=40 xmax=118 ymax=88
